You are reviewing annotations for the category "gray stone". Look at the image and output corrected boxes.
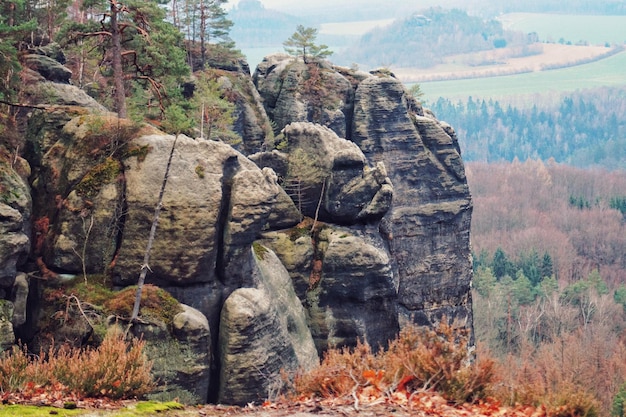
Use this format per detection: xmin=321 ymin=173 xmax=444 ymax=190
xmin=0 ymin=157 xmax=31 ymax=285
xmin=0 ymin=321 xmax=15 ymax=352
xmin=251 ymin=244 xmax=319 ymax=370
xmin=22 ymin=54 xmax=72 ymax=83
xmin=308 ymin=227 xmax=399 ymax=352
xmin=351 ymin=75 xmax=473 ymax=325
xmin=281 ymin=122 xmax=391 ymax=224
xmin=253 ymin=54 xmax=354 ymax=138
xmin=169 ymin=304 xmax=212 ymax=404
xmin=11 ymin=273 xmax=29 ymax=327
xmin=218 ymin=288 xmax=297 ymax=405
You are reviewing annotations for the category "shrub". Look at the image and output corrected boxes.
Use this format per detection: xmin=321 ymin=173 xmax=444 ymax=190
xmin=293 ymin=320 xmax=496 ymax=405
xmin=0 ymin=330 xmax=153 ymax=400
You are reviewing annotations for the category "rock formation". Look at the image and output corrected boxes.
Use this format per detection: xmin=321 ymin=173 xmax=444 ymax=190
xmin=0 ymin=48 xmax=473 ymax=405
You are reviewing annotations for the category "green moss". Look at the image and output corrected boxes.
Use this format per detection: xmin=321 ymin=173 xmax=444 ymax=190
xmin=194 ymin=165 xmax=205 ymax=179
xmin=0 ymin=405 xmax=86 ymax=416
xmin=122 ymin=401 xmax=185 ymax=415
xmin=75 ymin=157 xmax=121 ymax=199
xmin=0 ymin=401 xmax=186 ymax=417
xmin=124 ymin=144 xmax=152 ymax=163
xmin=252 ymin=241 xmax=268 ymax=260
xmin=288 ymin=226 xmax=311 ymax=241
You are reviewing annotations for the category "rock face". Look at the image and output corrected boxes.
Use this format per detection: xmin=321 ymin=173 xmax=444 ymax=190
xmin=254 ymin=56 xmax=473 ymax=328
xmin=0 ymin=50 xmax=473 ymax=405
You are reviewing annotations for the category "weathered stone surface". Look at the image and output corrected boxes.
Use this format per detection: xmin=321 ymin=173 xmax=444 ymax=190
xmin=0 ymin=155 xmax=31 ymax=286
xmin=114 ymin=134 xmax=230 ymax=286
xmin=258 ymin=224 xmax=399 ymax=355
xmin=169 ymin=304 xmax=212 ymax=404
xmin=326 ymin=156 xmax=393 ymax=224
xmin=253 ymin=54 xmax=354 ymax=138
xmin=114 ymin=133 xmax=299 ymax=287
xmin=312 ymin=227 xmax=399 ymax=351
xmin=0 ymin=319 xmax=15 ymax=352
xmin=281 ymin=122 xmax=391 ymax=224
xmin=126 ymin=317 xmax=207 ymax=405
xmin=251 ymin=243 xmax=318 ymax=370
xmin=11 ymin=273 xmax=29 ymax=328
xmin=218 ymin=288 xmax=298 ymax=405
xmin=222 ymin=167 xmax=300 ymax=289
xmin=27 ymin=113 xmax=129 ymax=274
xmin=217 ymin=74 xmax=273 ymax=155
xmin=258 ymin=229 xmax=315 ymax=302
xmin=22 ymin=54 xmax=72 ymax=83
xmin=351 ymin=75 xmax=473 ymax=325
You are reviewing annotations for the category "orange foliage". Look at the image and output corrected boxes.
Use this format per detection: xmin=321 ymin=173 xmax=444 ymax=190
xmin=0 ymin=331 xmax=153 ymax=401
xmin=468 ymin=160 xmax=626 ymax=285
xmin=293 ymin=320 xmax=495 ymax=405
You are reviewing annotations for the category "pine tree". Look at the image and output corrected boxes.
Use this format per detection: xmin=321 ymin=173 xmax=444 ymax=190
xmin=283 ymin=25 xmax=332 ymax=64
xmin=0 ymin=0 xmax=36 ymax=102
xmin=58 ymin=0 xmax=189 ymax=118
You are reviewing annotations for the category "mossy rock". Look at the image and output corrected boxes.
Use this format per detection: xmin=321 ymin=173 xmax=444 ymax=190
xmin=104 ymin=284 xmax=183 ymax=325
xmin=74 ymin=157 xmax=121 ymax=199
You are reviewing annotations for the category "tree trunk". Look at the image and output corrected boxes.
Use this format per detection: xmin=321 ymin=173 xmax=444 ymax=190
xmin=199 ymin=0 xmax=206 ymax=70
xmin=110 ymin=0 xmax=127 ymax=118
xmin=129 ymin=134 xmax=179 ymax=322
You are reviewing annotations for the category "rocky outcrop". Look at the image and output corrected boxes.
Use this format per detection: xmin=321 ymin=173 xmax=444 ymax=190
xmin=0 ymin=49 xmax=473 ymax=405
xmin=253 ymin=54 xmax=355 ymax=138
xmin=352 ymin=77 xmax=472 ymax=324
xmin=142 ymin=304 xmax=212 ymax=404
xmin=259 ymin=225 xmax=398 ymax=352
xmin=254 ymin=56 xmax=473 ymax=328
xmin=255 ymin=122 xmax=393 ymax=225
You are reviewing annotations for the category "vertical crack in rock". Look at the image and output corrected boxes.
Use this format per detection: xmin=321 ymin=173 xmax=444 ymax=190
xmin=215 ymin=155 xmax=240 ymax=284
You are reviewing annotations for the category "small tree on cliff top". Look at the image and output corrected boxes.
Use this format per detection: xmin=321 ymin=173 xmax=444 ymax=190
xmin=283 ymin=25 xmax=332 ymax=64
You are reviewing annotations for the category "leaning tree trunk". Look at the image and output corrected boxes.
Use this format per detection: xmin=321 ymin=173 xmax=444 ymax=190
xmin=129 ymin=135 xmax=179 ymax=322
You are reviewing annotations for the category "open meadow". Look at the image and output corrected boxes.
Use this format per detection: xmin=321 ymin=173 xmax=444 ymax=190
xmin=415 ymin=50 xmax=626 ymax=105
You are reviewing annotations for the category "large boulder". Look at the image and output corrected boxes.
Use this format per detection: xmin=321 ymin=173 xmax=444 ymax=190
xmin=279 ymin=122 xmax=392 ymax=224
xmin=126 ymin=304 xmax=212 ymax=405
xmin=114 ymin=134 xmax=300 ymax=287
xmin=218 ymin=287 xmax=298 ymax=405
xmin=22 ymin=54 xmax=72 ymax=83
xmin=217 ymin=244 xmax=318 ymax=405
xmin=254 ymin=59 xmax=473 ymax=330
xmin=260 ymin=224 xmax=398 ymax=354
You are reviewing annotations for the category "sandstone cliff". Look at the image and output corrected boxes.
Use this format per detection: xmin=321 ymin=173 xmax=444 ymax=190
xmin=0 ymin=48 xmax=472 ymax=405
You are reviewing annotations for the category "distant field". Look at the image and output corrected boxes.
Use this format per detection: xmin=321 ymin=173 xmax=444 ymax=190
xmin=393 ymin=44 xmax=616 ymax=83
xmin=417 ymin=51 xmax=626 ymax=105
xmin=499 ymin=13 xmax=626 ymax=45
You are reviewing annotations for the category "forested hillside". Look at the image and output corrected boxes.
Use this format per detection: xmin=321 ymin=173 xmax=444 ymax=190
xmin=336 ymin=8 xmax=529 ymax=68
xmin=468 ymin=160 xmax=626 ymax=415
xmin=430 ymin=86 xmax=626 ymax=169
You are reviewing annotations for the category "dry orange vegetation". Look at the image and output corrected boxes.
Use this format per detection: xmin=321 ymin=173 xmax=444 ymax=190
xmin=394 ymin=44 xmax=618 ymax=82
